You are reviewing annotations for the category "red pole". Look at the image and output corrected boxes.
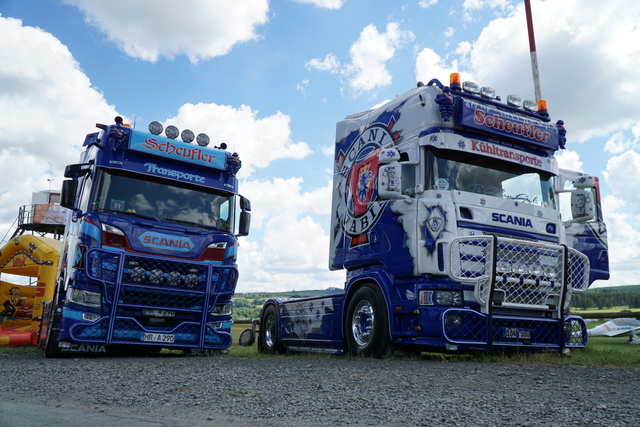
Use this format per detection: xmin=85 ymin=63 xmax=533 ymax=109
xmin=524 ymin=0 xmax=542 ymax=102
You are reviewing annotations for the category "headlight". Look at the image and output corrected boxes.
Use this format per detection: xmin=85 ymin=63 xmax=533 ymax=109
xmin=183 ymin=269 xmax=199 ymax=289
xmin=165 ymin=271 xmax=181 ymax=287
xmin=68 ymin=287 xmax=102 ymax=309
xmin=419 ymin=290 xmax=463 ymax=306
xmin=148 ymin=269 xmax=164 ymax=286
xmin=211 ymin=302 xmax=233 ymax=316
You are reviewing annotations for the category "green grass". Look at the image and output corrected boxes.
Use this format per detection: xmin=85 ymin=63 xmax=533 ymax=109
xmin=2 ymin=322 xmax=638 ymax=367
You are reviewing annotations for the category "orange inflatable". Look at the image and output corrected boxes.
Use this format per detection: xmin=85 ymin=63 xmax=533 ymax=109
xmin=0 ymin=235 xmax=61 ymax=346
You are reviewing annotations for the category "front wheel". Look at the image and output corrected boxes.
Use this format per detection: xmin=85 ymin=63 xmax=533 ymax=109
xmin=345 ymin=284 xmax=390 ymax=358
xmin=258 ymin=305 xmax=282 ymax=354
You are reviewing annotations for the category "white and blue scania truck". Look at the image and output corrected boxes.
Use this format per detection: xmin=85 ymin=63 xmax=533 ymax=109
xmin=258 ymin=73 xmax=609 ymax=357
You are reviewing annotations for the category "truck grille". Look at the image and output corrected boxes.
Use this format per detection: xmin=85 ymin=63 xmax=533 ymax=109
xmin=86 ymin=249 xmax=238 ymax=310
xmin=449 ymin=236 xmax=589 ymax=309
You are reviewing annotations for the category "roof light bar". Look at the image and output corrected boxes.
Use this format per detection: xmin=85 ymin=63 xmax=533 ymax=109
xmin=148 ymin=121 xmax=163 ymax=135
xmin=480 ymin=86 xmax=497 ymax=100
xmin=523 ymin=100 xmax=538 ymax=112
xmin=181 ymin=129 xmax=195 ymax=143
xmin=196 ymin=133 xmax=210 ymax=147
xmin=165 ymin=125 xmax=179 ymax=139
xmin=507 ymin=95 xmax=522 ymax=108
xmin=462 ymin=81 xmax=480 ymax=95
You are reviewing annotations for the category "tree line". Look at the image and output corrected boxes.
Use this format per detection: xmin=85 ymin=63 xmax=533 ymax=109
xmin=572 ymin=286 xmax=640 ymax=311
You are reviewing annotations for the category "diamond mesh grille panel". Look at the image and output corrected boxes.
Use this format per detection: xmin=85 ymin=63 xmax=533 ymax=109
xmin=450 ymin=237 xmax=589 ymax=309
xmin=493 ymin=241 xmax=564 ymax=307
xmin=70 ymin=318 xmax=109 ymax=341
xmin=564 ymin=316 xmax=587 ymax=347
xmin=567 ymin=250 xmax=590 ymax=292
xmin=443 ymin=309 xmax=487 ymax=343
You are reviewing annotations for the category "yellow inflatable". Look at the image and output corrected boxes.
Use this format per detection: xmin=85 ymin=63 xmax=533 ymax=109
xmin=0 ymin=235 xmax=61 ymax=346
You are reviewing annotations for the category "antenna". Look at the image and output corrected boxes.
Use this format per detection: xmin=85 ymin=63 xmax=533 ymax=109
xmin=524 ymin=0 xmax=542 ymax=102
xmin=403 ymin=47 xmax=417 ymax=84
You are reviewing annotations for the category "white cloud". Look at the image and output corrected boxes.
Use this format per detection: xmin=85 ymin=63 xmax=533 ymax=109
xmin=604 ymin=124 xmax=640 ymax=154
xmin=296 ymin=79 xmax=309 ymax=97
xmin=162 ymin=103 xmax=313 ymax=176
xmin=292 ymin=0 xmax=345 ymax=9
xmin=418 ymin=0 xmax=438 ymax=8
xmin=345 ymin=23 xmax=415 ymax=95
xmin=236 ymin=177 xmax=343 ymax=292
xmin=0 ymin=16 xmax=118 ymax=231
xmin=307 ymin=23 xmax=414 ymax=96
xmin=555 ymin=150 xmax=583 ymax=172
xmin=462 ymin=0 xmax=513 ymax=21
xmin=306 ymin=53 xmax=341 ymax=73
xmin=63 ymin=0 xmax=269 ymax=63
xmin=599 ymin=150 xmax=640 ymax=286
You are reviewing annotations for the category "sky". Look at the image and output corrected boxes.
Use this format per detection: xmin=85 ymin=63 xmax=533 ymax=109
xmin=1 ymin=0 xmax=639 ymax=293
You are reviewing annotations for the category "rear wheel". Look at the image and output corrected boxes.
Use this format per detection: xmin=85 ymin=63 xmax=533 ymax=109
xmin=345 ymin=284 xmax=390 ymax=358
xmin=258 ymin=305 xmax=282 ymax=354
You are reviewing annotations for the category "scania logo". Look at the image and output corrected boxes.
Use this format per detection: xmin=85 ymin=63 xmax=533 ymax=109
xmin=139 ymin=232 xmax=194 ymax=252
xmin=491 ymin=213 xmax=533 ymax=228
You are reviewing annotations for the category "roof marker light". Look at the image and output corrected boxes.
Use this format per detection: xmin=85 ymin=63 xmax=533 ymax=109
xmin=523 ymin=100 xmax=537 ymax=112
xmin=449 ymin=73 xmax=462 ymax=91
xmin=462 ymin=81 xmax=480 ymax=95
xmin=537 ymin=99 xmax=549 ymax=117
xmin=165 ymin=125 xmax=179 ymax=139
xmin=148 ymin=121 xmax=163 ymax=135
xmin=196 ymin=133 xmax=210 ymax=147
xmin=480 ymin=86 xmax=497 ymax=100
xmin=181 ymin=129 xmax=195 ymax=143
xmin=507 ymin=95 xmax=522 ymax=108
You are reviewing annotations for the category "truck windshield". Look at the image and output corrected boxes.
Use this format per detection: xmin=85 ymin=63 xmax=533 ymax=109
xmin=90 ymin=168 xmax=235 ymax=232
xmin=426 ymin=147 xmax=557 ymax=209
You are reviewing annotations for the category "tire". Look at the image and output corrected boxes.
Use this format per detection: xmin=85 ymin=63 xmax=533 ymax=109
xmin=239 ymin=328 xmax=255 ymax=346
xmin=345 ymin=284 xmax=391 ymax=358
xmin=258 ymin=305 xmax=282 ymax=354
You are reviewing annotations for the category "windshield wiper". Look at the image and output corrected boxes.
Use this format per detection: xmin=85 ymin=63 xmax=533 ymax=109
xmin=98 ymin=208 xmax=160 ymax=222
xmin=164 ymin=218 xmax=219 ymax=231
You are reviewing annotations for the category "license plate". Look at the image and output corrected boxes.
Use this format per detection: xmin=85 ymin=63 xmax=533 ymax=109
xmin=143 ymin=309 xmax=175 ymax=317
xmin=142 ymin=333 xmax=175 ymax=343
xmin=505 ymin=328 xmax=531 ymax=340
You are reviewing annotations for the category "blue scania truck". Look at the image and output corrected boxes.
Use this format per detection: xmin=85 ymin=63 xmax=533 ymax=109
xmin=258 ymin=74 xmax=609 ymax=357
xmin=40 ymin=117 xmax=250 ymax=357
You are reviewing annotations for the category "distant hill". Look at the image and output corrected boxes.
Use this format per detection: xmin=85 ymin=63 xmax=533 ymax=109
xmin=232 ymin=285 xmax=640 ymax=320
xmin=232 ymin=288 xmax=342 ymax=321
xmin=572 ymin=285 xmax=640 ymax=311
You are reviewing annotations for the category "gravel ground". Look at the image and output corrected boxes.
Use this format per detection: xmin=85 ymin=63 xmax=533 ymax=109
xmin=0 ymin=353 xmax=638 ymax=426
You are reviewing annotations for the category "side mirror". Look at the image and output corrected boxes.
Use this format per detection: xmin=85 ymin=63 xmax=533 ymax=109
xmin=238 ymin=211 xmax=251 ymax=236
xmin=378 ymin=163 xmax=404 ymax=200
xmin=240 ymin=196 xmax=251 ymax=212
xmin=60 ymin=180 xmax=79 ymax=210
xmin=64 ymin=163 xmax=92 ymax=178
xmin=570 ymin=189 xmax=595 ymax=222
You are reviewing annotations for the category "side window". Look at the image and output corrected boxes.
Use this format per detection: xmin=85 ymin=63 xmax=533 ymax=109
xmin=78 ymin=175 xmax=92 ymax=212
xmin=401 ymin=164 xmax=416 ymax=197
